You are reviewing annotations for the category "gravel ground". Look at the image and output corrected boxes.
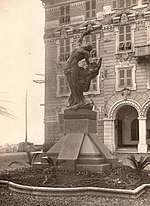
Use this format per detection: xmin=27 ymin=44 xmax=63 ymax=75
xmin=0 ymin=187 xmax=150 ymax=206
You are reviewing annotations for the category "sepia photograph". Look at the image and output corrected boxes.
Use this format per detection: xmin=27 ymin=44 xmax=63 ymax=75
xmin=1 ymin=0 xmax=150 ymax=205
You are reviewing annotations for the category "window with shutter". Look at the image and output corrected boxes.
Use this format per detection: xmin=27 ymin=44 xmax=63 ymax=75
xmin=85 ymin=34 xmax=97 ymax=58
xmin=57 ymin=75 xmax=70 ymax=97
xmin=119 ymin=68 xmax=132 ymax=88
xmin=112 ymin=0 xmax=137 ymax=9
xmin=59 ymin=5 xmax=70 ymax=25
xmin=132 ymin=0 xmax=137 ymax=5
xmin=59 ymin=39 xmax=70 ymax=62
xmin=119 ymin=25 xmax=132 ymax=51
xmin=119 ymin=0 xmax=125 ymax=8
xmin=119 ymin=69 xmax=125 ymax=87
xmin=85 ymin=0 xmax=96 ymax=19
xmin=112 ymin=0 xmax=117 ymax=9
xmin=59 ymin=77 xmax=65 ymax=94
xmin=115 ymin=65 xmax=136 ymax=91
xmin=127 ymin=69 xmax=132 ymax=87
xmin=126 ymin=0 xmax=131 ymax=7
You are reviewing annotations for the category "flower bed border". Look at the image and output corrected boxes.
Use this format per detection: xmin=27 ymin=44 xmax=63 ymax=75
xmin=0 ymin=179 xmax=149 ymax=199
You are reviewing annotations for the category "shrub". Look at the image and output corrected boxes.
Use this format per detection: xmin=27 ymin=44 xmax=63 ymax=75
xmin=127 ymin=155 xmax=150 ymax=174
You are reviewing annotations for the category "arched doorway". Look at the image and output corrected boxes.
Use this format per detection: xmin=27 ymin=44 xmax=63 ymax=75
xmin=116 ymin=105 xmax=139 ymax=148
xmin=146 ymin=109 xmax=150 ymax=146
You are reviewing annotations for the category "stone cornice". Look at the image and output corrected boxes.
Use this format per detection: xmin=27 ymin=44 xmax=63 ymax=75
xmin=44 ymin=38 xmax=56 ymax=44
xmin=71 ymin=1 xmax=84 ymax=7
xmin=45 ymin=7 xmax=59 ymax=12
xmin=103 ymin=25 xmax=113 ymax=31
xmin=44 ymin=0 xmax=84 ymax=10
xmin=45 ymin=1 xmax=84 ymax=12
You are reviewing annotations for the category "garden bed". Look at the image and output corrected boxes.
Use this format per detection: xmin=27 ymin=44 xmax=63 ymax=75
xmin=0 ymin=165 xmax=150 ymax=190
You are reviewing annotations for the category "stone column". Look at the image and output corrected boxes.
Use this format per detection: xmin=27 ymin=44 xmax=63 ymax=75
xmin=138 ymin=117 xmax=147 ymax=153
xmin=104 ymin=118 xmax=116 ymax=153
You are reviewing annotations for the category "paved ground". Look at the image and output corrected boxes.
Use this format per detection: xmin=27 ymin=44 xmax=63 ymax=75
xmin=0 ymin=152 xmax=150 ymax=205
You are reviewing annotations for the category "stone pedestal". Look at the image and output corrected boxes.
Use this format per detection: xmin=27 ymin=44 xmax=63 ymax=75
xmin=46 ymin=109 xmax=119 ymax=172
xmin=64 ymin=109 xmax=97 ymax=133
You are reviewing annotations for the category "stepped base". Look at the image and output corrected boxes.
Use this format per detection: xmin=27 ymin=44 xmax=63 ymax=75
xmin=77 ymin=155 xmax=105 ymax=165
xmin=45 ymin=109 xmax=120 ymax=173
xmin=76 ymin=163 xmax=110 ymax=173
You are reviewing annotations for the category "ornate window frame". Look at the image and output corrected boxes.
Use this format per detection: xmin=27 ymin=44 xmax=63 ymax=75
xmin=112 ymin=0 xmax=138 ymax=10
xmin=85 ymin=0 xmax=96 ymax=19
xmin=115 ymin=23 xmax=136 ymax=54
xmin=56 ymin=37 xmax=71 ymax=64
xmin=115 ymin=64 xmax=136 ymax=91
xmin=83 ymin=33 xmax=100 ymax=60
xmin=59 ymin=5 xmax=70 ymax=25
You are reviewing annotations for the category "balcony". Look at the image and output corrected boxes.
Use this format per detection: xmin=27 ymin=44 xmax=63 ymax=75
xmin=135 ymin=44 xmax=150 ymax=63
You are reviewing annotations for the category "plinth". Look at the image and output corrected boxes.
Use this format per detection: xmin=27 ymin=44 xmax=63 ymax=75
xmin=47 ymin=109 xmax=119 ymax=172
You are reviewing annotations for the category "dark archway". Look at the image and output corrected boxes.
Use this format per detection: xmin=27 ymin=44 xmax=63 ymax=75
xmin=131 ymin=119 xmax=139 ymax=141
xmin=146 ymin=109 xmax=150 ymax=146
xmin=116 ymin=105 xmax=139 ymax=148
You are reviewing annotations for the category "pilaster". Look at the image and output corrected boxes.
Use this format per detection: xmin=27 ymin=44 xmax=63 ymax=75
xmin=104 ymin=118 xmax=116 ymax=153
xmin=138 ymin=117 xmax=147 ymax=153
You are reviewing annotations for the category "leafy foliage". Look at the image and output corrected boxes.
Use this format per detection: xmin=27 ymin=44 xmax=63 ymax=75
xmin=127 ymin=155 xmax=150 ymax=174
xmin=0 ymin=105 xmax=15 ymax=118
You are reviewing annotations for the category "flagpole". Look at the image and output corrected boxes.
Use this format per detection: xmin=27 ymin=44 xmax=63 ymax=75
xmin=25 ymin=90 xmax=28 ymax=142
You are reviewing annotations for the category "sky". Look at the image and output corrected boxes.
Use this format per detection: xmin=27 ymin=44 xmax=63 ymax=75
xmin=0 ymin=0 xmax=45 ymax=145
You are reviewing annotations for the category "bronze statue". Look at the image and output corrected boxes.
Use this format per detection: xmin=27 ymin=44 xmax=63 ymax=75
xmin=64 ymin=26 xmax=102 ymax=110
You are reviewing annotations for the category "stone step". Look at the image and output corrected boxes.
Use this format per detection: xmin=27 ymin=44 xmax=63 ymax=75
xmin=77 ymin=156 xmax=105 ymax=165
xmin=76 ymin=163 xmax=110 ymax=173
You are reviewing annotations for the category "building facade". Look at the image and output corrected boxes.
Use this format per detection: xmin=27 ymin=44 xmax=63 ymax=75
xmin=41 ymin=0 xmax=150 ymax=153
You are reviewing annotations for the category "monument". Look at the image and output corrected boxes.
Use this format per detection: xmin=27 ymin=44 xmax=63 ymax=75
xmin=46 ymin=27 xmax=120 ymax=172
